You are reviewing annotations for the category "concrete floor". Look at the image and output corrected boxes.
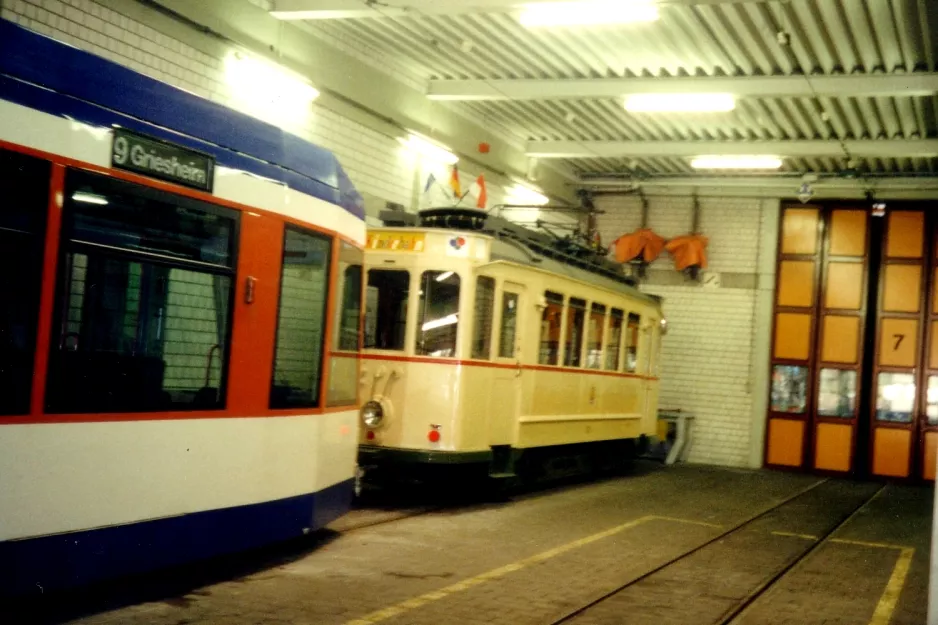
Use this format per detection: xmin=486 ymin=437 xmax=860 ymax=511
xmin=16 ymin=463 xmax=933 ymax=625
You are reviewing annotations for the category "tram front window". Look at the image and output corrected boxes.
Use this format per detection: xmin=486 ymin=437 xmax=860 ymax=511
xmin=365 ymin=269 xmax=410 ymax=350
xmin=416 ymin=270 xmax=460 ymax=357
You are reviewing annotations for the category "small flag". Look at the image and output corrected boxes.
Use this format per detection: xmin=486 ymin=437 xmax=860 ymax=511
xmin=424 ymin=173 xmax=436 ymax=193
xmin=475 ymin=174 xmax=487 ymax=209
xmin=449 ymin=165 xmax=461 ymax=198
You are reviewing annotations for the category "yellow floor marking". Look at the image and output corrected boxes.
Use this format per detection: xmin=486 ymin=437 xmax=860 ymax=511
xmin=771 ymin=531 xmax=819 ymax=541
xmin=868 ymin=547 xmax=915 ymax=625
xmin=343 ymin=515 xmax=655 ymax=625
xmin=829 ymin=538 xmax=910 ymax=551
xmin=649 ymin=515 xmax=722 ymax=528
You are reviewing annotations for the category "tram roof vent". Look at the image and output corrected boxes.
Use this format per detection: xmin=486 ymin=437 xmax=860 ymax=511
xmin=379 ymin=207 xmax=637 ymax=288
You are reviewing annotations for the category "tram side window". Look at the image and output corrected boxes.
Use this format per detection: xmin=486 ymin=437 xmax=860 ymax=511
xmin=499 ymin=291 xmax=519 ymax=358
xmin=605 ymin=308 xmax=624 ymax=371
xmin=416 ymin=271 xmax=460 ymax=357
xmin=539 ymin=291 xmax=564 ymax=365
xmin=365 ymin=270 xmax=410 ymax=350
xmin=626 ymin=313 xmax=641 ymax=373
xmin=47 ymin=170 xmax=237 ymax=413
xmin=271 ymin=227 xmax=332 ymax=409
xmin=0 ymin=150 xmax=50 ymax=416
xmin=472 ymin=276 xmax=496 ymax=359
xmin=327 ymin=242 xmax=363 ymax=407
xmin=564 ymin=298 xmax=587 ymax=368
xmin=586 ymin=303 xmax=606 ymax=369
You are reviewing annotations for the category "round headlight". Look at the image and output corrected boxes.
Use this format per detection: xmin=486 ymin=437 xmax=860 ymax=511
xmin=361 ymin=401 xmax=384 ymax=428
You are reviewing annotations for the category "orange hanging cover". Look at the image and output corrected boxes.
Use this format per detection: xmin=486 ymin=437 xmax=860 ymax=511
xmin=664 ymin=234 xmax=709 ymax=271
xmin=612 ymin=229 xmax=666 ymax=263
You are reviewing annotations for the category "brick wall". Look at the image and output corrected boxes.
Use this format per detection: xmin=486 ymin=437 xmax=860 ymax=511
xmin=597 ymin=193 xmax=778 ymax=467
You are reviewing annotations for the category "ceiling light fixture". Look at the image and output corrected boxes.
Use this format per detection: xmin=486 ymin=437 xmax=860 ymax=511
xmin=690 ymin=155 xmax=784 ymax=170
xmin=398 ymin=133 xmax=459 ymax=165
xmin=506 ymin=183 xmax=549 ymax=206
xmin=71 ymin=192 xmax=109 ymax=205
xmin=517 ymin=1 xmax=659 ymax=28
xmin=625 ymin=93 xmax=736 ymax=113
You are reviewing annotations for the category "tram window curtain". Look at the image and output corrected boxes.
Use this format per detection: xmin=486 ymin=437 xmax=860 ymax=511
xmin=270 ymin=227 xmax=332 ymax=409
xmin=416 ymin=270 xmax=461 ymax=358
xmin=472 ymin=276 xmax=496 ymax=359
xmin=605 ymin=309 xmax=624 ymax=371
xmin=586 ymin=303 xmax=606 ymax=369
xmin=46 ymin=169 xmax=238 ymax=414
xmin=0 ymin=149 xmax=50 ymax=416
xmin=626 ymin=313 xmax=641 ymax=373
xmin=327 ymin=242 xmax=363 ymax=407
xmin=539 ymin=291 xmax=564 ymax=365
xmin=564 ymin=298 xmax=587 ymax=368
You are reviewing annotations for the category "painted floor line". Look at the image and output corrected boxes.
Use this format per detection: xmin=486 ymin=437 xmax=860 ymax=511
xmin=868 ymin=547 xmax=915 ymax=625
xmin=343 ymin=515 xmax=657 ymax=625
xmin=771 ymin=530 xmax=819 ymax=541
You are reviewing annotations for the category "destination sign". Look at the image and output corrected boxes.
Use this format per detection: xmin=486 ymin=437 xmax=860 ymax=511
xmin=111 ymin=128 xmax=214 ymax=192
xmin=367 ymin=231 xmax=426 ymax=252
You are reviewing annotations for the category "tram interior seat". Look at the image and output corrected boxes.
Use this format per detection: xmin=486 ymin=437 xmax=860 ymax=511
xmin=47 ymin=352 xmax=167 ymax=412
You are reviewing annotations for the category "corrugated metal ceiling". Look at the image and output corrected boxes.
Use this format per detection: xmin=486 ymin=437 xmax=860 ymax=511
xmin=290 ymin=0 xmax=938 ymax=177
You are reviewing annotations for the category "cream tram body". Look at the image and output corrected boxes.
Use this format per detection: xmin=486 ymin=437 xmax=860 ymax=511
xmin=357 ymin=226 xmax=664 ymax=477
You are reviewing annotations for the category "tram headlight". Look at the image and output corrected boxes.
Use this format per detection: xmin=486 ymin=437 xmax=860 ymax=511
xmin=361 ymin=401 xmax=384 ymax=428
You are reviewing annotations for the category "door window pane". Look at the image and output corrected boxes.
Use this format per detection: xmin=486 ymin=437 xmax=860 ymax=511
xmin=416 ymin=271 xmax=460 ymax=357
xmin=270 ymin=228 xmax=331 ymax=409
xmin=333 ymin=243 xmax=363 ymax=352
xmin=472 ymin=276 xmax=495 ymax=359
xmin=817 ymin=368 xmax=857 ymax=418
xmin=327 ymin=243 xmax=362 ymax=408
xmin=365 ymin=270 xmax=409 ymax=350
xmin=564 ymin=298 xmax=587 ymax=367
xmin=48 ymin=172 xmax=237 ymax=414
xmin=927 ymin=377 xmax=938 ymax=425
xmin=876 ymin=372 xmax=916 ymax=423
xmin=0 ymin=150 xmax=50 ymax=415
xmin=539 ymin=291 xmax=563 ymax=365
xmin=626 ymin=313 xmax=641 ymax=373
xmin=605 ymin=309 xmax=624 ymax=371
xmin=586 ymin=303 xmax=606 ymax=369
xmin=771 ymin=365 xmax=808 ymax=413
xmin=499 ymin=292 xmax=519 ymax=358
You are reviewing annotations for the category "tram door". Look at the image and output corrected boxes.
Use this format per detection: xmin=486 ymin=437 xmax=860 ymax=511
xmin=489 ymin=282 xmax=526 ymax=446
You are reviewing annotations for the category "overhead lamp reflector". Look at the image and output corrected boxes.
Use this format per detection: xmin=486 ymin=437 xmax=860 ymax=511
xmin=71 ymin=192 xmax=109 ymax=205
xmin=518 ymin=1 xmax=659 ymax=28
xmin=398 ymin=134 xmax=459 ymax=165
xmin=690 ymin=155 xmax=784 ymax=170
xmin=625 ymin=93 xmax=736 ymax=113
xmin=422 ymin=314 xmax=459 ymax=332
xmin=505 ymin=184 xmax=549 ymax=206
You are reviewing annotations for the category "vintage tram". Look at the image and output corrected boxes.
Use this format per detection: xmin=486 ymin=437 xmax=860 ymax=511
xmin=356 ymin=207 xmax=665 ymax=485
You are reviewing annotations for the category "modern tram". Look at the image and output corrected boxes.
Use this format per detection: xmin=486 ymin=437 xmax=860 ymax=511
xmin=356 ymin=208 xmax=666 ymax=485
xmin=0 ymin=21 xmax=363 ymax=595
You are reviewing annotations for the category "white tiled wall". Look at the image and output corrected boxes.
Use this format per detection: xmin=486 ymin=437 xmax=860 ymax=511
xmin=597 ymin=194 xmax=777 ymax=467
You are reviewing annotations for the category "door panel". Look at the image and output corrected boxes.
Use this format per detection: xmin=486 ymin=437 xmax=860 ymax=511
xmin=825 ymin=263 xmax=864 ymax=310
xmin=778 ymin=260 xmax=816 ymax=307
xmin=814 ymin=422 xmax=853 ymax=472
xmin=775 ymin=313 xmax=813 ymax=360
xmin=767 ymin=418 xmax=805 ymax=466
xmin=489 ymin=281 xmax=525 ymax=445
xmin=821 ymin=316 xmax=859 ymax=364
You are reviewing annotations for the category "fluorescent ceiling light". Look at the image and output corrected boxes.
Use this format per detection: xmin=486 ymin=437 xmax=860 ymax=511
xmin=625 ymin=93 xmax=736 ymax=113
xmin=422 ymin=314 xmax=459 ymax=332
xmin=224 ymin=53 xmax=319 ymax=104
xmin=506 ymin=184 xmax=549 ymax=206
xmin=398 ymin=133 xmax=459 ymax=165
xmin=71 ymin=192 xmax=109 ymax=205
xmin=518 ymin=1 xmax=659 ymax=28
xmin=436 ymin=271 xmax=455 ymax=282
xmin=690 ymin=155 xmax=784 ymax=170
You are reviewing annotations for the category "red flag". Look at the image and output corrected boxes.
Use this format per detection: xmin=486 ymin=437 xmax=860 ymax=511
xmin=475 ymin=174 xmax=487 ymax=209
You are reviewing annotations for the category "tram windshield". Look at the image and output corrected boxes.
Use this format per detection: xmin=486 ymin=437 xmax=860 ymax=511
xmin=416 ymin=270 xmax=461 ymax=358
xmin=365 ymin=269 xmax=410 ymax=350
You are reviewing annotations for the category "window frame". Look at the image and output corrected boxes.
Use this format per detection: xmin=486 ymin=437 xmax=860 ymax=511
xmin=0 ymin=149 xmax=51 ymax=416
xmin=498 ymin=289 xmax=520 ymax=359
xmin=471 ymin=275 xmax=497 ymax=360
xmin=539 ymin=290 xmax=565 ymax=366
xmin=364 ymin=268 xmax=412 ymax=352
xmin=47 ymin=168 xmax=240 ymax=414
xmin=564 ymin=297 xmax=588 ymax=368
xmin=415 ymin=269 xmax=462 ymax=358
xmin=269 ymin=224 xmax=333 ymax=410
xmin=605 ymin=307 xmax=625 ymax=372
xmin=585 ymin=301 xmax=607 ymax=370
xmin=625 ymin=312 xmax=642 ymax=374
